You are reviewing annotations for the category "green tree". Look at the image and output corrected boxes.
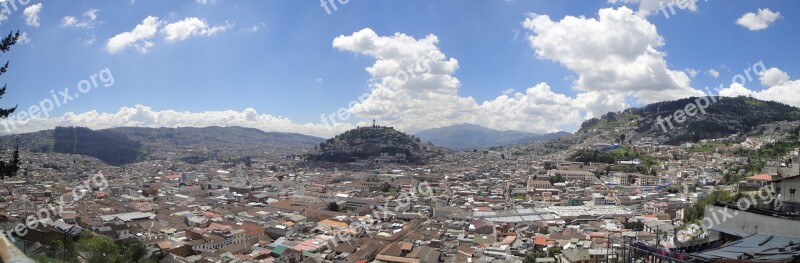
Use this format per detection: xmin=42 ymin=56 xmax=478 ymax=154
xmin=623 ymin=220 xmax=645 ymax=231
xmin=121 ymin=242 xmax=148 ymax=262
xmin=327 ymin=202 xmax=340 ymax=212
xmin=0 ymin=31 xmax=21 ymax=180
xmin=77 ymin=234 xmax=124 ymax=263
xmin=548 ymin=174 xmax=564 ymax=185
xmin=546 ymin=246 xmax=561 ymax=257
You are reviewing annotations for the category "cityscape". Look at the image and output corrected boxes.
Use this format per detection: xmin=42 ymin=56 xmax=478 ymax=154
xmin=0 ymin=1 xmax=800 ymax=263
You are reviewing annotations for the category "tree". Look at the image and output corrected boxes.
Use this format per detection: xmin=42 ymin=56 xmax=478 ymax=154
xmin=548 ymin=174 xmax=565 ymax=185
xmin=523 ymin=251 xmax=547 ymax=263
xmin=0 ymin=31 xmax=21 ymax=180
xmin=327 ymin=202 xmax=340 ymax=212
xmin=380 ymin=182 xmax=391 ymax=192
xmin=546 ymin=246 xmax=561 ymax=257
xmin=619 ymin=134 xmax=626 ymax=144
xmin=77 ymin=234 xmax=124 ymax=263
xmin=623 ymin=220 xmax=645 ymax=231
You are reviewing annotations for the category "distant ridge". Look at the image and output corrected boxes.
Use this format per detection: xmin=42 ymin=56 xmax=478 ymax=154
xmin=578 ymin=96 xmax=800 ymax=144
xmin=0 ymin=126 xmax=325 ymax=166
xmin=414 ymin=123 xmax=571 ymax=151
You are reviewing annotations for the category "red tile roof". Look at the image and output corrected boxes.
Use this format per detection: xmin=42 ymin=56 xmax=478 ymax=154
xmin=747 ymin=174 xmax=772 ymax=181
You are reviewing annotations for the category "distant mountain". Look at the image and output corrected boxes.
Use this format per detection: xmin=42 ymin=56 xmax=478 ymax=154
xmin=578 ymin=96 xmax=800 ymax=144
xmin=308 ymin=125 xmax=445 ymax=164
xmin=414 ymin=123 xmax=571 ymax=150
xmin=0 ymin=126 xmax=325 ymax=166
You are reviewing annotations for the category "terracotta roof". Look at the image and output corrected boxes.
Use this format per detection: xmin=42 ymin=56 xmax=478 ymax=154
xmin=746 ymin=174 xmax=772 ymax=181
xmin=534 ymin=236 xmax=555 ymax=246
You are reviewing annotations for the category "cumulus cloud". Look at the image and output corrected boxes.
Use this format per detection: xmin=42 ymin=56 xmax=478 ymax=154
xmin=331 ymin=28 xmax=583 ymax=133
xmin=736 ymin=8 xmax=781 ymax=31
xmin=61 ymin=8 xmax=98 ymax=28
xmin=608 ymin=0 xmax=698 ymax=17
xmin=17 ymin=32 xmax=31 ymax=44
xmin=718 ymin=67 xmax=800 ymax=107
xmin=106 ymin=16 xmax=162 ymax=54
xmin=0 ymin=105 xmax=350 ymax=138
xmin=324 ymin=8 xmax=712 ymax=133
xmin=523 ymin=7 xmax=704 ymax=110
xmin=0 ymin=10 xmax=8 ymax=25
xmin=707 ymin=68 xmax=720 ymax=79
xmin=760 ymin=67 xmax=790 ymax=86
xmin=685 ymin=68 xmax=698 ymax=79
xmin=162 ymin=17 xmax=232 ymax=42
xmin=106 ymin=16 xmax=232 ymax=54
xmin=23 ymin=3 xmax=43 ymax=27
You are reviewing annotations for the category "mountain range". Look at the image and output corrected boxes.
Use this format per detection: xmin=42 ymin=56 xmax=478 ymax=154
xmin=578 ymin=96 xmax=800 ymax=144
xmin=414 ymin=123 xmax=571 ymax=151
xmin=0 ymin=126 xmax=325 ymax=166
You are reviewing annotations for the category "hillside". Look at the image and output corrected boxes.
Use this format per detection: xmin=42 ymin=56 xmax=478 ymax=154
xmin=415 ymin=123 xmax=570 ymax=150
xmin=308 ymin=125 xmax=444 ymax=164
xmin=0 ymin=126 xmax=325 ymax=166
xmin=578 ymin=96 xmax=800 ymax=144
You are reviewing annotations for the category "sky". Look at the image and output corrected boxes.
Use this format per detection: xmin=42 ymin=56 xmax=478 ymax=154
xmin=0 ymin=0 xmax=798 ymax=138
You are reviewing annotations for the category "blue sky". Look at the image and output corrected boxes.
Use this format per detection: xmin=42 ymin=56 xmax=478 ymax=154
xmin=0 ymin=0 xmax=798 ymax=137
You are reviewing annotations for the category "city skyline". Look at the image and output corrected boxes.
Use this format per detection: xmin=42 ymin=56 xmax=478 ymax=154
xmin=0 ymin=0 xmax=798 ymax=137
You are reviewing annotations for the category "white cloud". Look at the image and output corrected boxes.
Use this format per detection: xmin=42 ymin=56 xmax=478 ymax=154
xmin=0 ymin=105 xmax=351 ymax=138
xmin=106 ymin=16 xmax=162 ymax=54
xmin=196 ymin=0 xmax=214 ymax=4
xmin=608 ymin=0 xmax=698 ymax=17
xmin=707 ymin=68 xmax=720 ymax=79
xmin=162 ymin=17 xmax=232 ymax=42
xmin=523 ymin=7 xmax=704 ymax=111
xmin=685 ymin=68 xmax=698 ymax=78
xmin=718 ymin=83 xmax=755 ymax=97
xmin=23 ymin=3 xmax=43 ymax=27
xmin=245 ymin=23 xmax=265 ymax=32
xmin=331 ymin=28 xmax=583 ymax=133
xmin=85 ymin=8 xmax=98 ymax=20
xmin=325 ymin=8 xmax=714 ymax=133
xmin=736 ymin=8 xmax=781 ymax=31
xmin=0 ymin=10 xmax=9 ymax=25
xmin=62 ymin=8 xmax=98 ymax=28
xmin=718 ymin=67 xmax=800 ymax=107
xmin=17 ymin=32 xmax=30 ymax=44
xmin=61 ymin=16 xmax=77 ymax=27
xmin=760 ymin=67 xmax=790 ymax=86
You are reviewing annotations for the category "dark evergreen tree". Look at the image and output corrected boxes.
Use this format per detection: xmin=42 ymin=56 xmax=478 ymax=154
xmin=0 ymin=31 xmax=20 ymax=180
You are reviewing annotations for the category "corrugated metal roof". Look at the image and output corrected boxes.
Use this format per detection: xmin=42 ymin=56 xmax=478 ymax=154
xmin=694 ymin=233 xmax=800 ymax=261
